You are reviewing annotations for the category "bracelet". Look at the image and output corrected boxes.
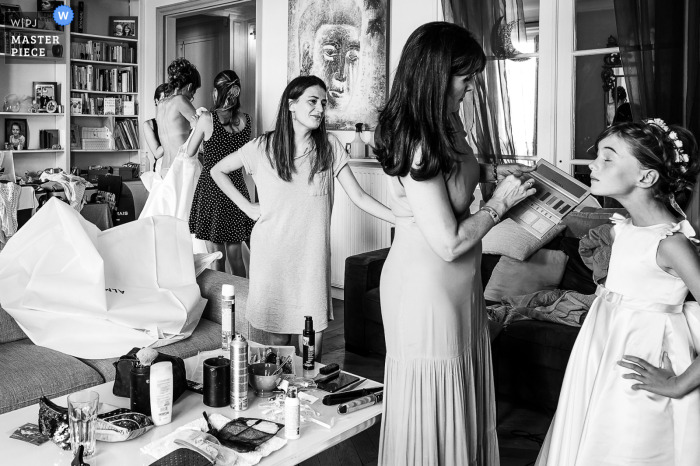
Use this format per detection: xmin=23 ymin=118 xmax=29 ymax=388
xmin=479 ymin=206 xmax=500 ymax=225
xmin=491 ymin=162 xmax=498 ymax=184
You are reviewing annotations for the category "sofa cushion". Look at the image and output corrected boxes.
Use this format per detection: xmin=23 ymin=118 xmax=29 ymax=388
xmin=482 ymin=219 xmax=566 ymax=261
xmin=484 ymin=249 xmax=568 ymax=302
xmin=79 ymin=318 xmax=222 ymax=382
xmin=0 ymin=305 xmax=27 ymax=344
xmin=558 ymin=237 xmax=598 ymax=295
xmin=197 ymin=270 xmax=250 ymax=340
xmin=363 ymin=288 xmax=383 ymax=325
xmin=0 ymin=339 xmax=103 ymax=414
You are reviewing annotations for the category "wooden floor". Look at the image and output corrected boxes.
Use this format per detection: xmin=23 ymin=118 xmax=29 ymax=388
xmin=299 ymin=299 xmax=554 ymax=466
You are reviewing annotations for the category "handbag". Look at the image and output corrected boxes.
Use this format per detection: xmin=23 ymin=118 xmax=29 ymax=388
xmin=112 ymin=347 xmax=188 ymax=402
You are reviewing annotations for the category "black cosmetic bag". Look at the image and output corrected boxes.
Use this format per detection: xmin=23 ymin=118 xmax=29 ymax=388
xmin=112 ymin=347 xmax=188 ymax=402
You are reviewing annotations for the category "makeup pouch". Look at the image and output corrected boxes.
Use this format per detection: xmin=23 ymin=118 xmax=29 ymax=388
xmin=38 ymin=396 xmax=154 ymax=450
xmin=112 ymin=347 xmax=188 ymax=401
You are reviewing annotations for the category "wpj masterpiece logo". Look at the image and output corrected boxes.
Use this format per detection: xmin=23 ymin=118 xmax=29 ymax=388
xmin=5 ymin=5 xmax=72 ymax=58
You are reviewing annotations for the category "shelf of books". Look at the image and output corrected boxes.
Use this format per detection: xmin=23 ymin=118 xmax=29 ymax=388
xmin=0 ymin=0 xmax=142 ymax=178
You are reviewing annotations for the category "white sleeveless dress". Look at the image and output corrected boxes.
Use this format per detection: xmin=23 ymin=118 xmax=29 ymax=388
xmin=536 ymin=214 xmax=700 ymax=466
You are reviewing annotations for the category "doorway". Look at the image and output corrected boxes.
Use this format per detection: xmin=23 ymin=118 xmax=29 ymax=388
xmin=158 ymin=1 xmax=258 ymax=137
xmin=157 ymin=0 xmax=258 ymax=275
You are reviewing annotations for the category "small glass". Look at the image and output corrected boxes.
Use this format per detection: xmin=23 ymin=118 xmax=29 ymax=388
xmin=67 ymin=390 xmax=99 ymax=458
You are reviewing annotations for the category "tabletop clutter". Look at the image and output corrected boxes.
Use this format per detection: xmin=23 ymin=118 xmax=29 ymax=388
xmin=20 ymin=284 xmax=384 ymax=466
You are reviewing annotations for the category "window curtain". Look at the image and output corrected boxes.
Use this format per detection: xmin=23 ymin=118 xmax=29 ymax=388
xmin=441 ymin=0 xmax=524 ymax=164
xmin=614 ymin=0 xmax=700 ymax=231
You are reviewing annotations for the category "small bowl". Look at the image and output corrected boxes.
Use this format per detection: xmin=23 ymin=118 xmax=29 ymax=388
xmin=248 ymin=363 xmax=282 ymax=397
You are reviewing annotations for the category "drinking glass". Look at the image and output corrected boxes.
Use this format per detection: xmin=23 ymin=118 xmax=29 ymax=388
xmin=67 ymin=390 xmax=99 ymax=457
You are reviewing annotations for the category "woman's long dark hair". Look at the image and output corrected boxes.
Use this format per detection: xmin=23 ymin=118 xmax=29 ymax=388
xmin=211 ymin=70 xmax=241 ymax=125
xmin=374 ymin=22 xmax=486 ymax=181
xmin=260 ymin=75 xmax=333 ymax=182
xmin=165 ymin=58 xmax=201 ymax=96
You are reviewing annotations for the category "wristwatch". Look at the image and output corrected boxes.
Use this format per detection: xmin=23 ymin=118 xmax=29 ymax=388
xmin=479 ymin=206 xmax=500 ymax=225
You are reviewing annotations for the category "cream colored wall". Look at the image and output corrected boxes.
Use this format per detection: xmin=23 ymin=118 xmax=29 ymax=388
xmin=143 ymin=0 xmax=440 ymax=143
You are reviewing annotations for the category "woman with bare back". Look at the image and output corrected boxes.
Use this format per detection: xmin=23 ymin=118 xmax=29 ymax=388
xmin=140 ymin=58 xmax=204 ymax=227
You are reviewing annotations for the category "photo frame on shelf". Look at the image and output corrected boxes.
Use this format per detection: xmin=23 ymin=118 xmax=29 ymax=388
xmin=108 ymin=16 xmax=138 ymax=39
xmin=70 ymin=124 xmax=81 ymax=150
xmin=0 ymin=4 xmax=22 ymax=25
xmin=32 ymin=81 xmax=58 ymax=110
xmin=5 ymin=118 xmax=28 ymax=151
xmin=36 ymin=0 xmax=63 ymax=31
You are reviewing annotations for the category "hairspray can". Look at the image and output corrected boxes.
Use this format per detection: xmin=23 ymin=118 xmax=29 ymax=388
xmin=221 ymin=285 xmax=235 ymax=351
xmin=230 ymin=333 xmax=249 ymax=411
xmin=302 ymin=316 xmax=315 ymax=371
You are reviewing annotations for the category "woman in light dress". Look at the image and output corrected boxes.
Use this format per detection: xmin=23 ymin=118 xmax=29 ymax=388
xmin=374 ymin=22 xmax=535 ymax=466
xmin=210 ymin=75 xmax=394 ymax=358
xmin=536 ymin=120 xmax=700 ymax=466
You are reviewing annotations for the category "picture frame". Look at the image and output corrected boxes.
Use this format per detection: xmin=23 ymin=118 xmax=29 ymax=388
xmin=33 ymin=81 xmax=58 ymax=109
xmin=70 ymin=124 xmax=81 ymax=149
xmin=36 ymin=0 xmax=64 ymax=31
xmin=108 ymin=16 xmax=137 ymax=39
xmin=5 ymin=118 xmax=28 ymax=151
xmin=0 ymin=3 xmax=22 ymax=25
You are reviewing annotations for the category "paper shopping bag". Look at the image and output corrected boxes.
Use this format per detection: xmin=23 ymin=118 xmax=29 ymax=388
xmin=0 ymin=197 xmax=206 ymax=359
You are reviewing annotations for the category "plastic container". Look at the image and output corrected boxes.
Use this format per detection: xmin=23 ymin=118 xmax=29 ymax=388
xmin=149 ymin=361 xmax=173 ymax=426
xmin=285 ymin=386 xmax=300 ymax=439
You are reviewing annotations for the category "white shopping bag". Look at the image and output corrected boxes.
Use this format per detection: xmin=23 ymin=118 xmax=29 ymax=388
xmin=0 ymin=198 xmax=206 ymax=359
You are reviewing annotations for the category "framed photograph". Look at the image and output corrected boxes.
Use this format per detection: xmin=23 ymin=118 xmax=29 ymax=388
xmin=5 ymin=118 xmax=28 ymax=150
xmin=70 ymin=124 xmax=81 ymax=149
xmin=109 ymin=16 xmax=138 ymax=39
xmin=36 ymin=0 xmax=64 ymax=31
xmin=33 ymin=81 xmax=58 ymax=109
xmin=0 ymin=4 xmax=22 ymax=25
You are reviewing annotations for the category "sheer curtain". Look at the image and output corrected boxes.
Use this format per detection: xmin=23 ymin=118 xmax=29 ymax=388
xmin=441 ymin=0 xmax=524 ymax=162
xmin=614 ymin=0 xmax=700 ymax=230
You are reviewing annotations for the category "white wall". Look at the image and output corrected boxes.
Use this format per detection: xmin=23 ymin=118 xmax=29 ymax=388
xmin=143 ymin=0 xmax=440 ymax=143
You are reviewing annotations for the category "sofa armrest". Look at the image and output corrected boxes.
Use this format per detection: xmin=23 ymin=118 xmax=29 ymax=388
xmin=344 ymin=248 xmax=390 ymax=354
xmin=196 ymin=269 xmax=251 ymax=340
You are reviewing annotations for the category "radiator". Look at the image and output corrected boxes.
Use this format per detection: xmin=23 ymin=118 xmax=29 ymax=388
xmin=330 ymin=162 xmax=392 ymax=288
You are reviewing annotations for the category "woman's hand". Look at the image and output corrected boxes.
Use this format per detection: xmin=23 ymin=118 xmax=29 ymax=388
xmin=496 ymin=163 xmax=535 ymax=181
xmin=488 ymin=174 xmax=536 ymax=215
xmin=245 ymin=203 xmax=261 ymax=221
xmin=617 ymin=353 xmax=685 ymax=399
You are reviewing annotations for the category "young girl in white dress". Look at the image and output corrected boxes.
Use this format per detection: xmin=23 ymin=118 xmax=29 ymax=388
xmin=536 ymin=119 xmax=700 ymax=466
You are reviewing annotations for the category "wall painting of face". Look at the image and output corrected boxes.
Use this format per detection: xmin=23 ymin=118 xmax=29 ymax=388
xmin=287 ymin=0 xmax=387 ymax=130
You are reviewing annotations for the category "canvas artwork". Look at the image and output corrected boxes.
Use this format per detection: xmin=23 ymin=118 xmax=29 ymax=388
xmin=287 ymin=0 xmax=387 ymax=130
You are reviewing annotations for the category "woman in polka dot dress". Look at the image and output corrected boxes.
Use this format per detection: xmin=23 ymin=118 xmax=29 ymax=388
xmin=188 ymin=70 xmax=254 ymax=276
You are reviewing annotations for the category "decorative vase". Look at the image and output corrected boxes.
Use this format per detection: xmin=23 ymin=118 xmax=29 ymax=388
xmin=52 ymin=44 xmax=63 ymax=58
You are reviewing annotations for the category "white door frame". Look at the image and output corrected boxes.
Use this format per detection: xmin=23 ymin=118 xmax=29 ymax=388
xmin=156 ymin=0 xmax=260 ymax=131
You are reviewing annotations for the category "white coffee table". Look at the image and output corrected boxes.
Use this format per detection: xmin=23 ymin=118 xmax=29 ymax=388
xmin=0 ymin=356 xmax=382 ymax=465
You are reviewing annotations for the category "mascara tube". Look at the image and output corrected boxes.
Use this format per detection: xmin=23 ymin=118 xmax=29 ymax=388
xmin=337 ymin=391 xmax=384 ymax=415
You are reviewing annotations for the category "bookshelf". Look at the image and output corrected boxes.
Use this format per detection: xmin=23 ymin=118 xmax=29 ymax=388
xmin=0 ymin=0 xmax=142 ymax=178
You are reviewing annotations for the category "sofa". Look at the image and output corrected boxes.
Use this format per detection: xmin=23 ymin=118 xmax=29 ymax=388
xmin=344 ymin=217 xmax=610 ymax=411
xmin=0 ymin=269 xmax=250 ymax=415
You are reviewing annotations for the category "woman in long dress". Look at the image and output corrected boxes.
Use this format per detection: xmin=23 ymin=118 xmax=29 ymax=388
xmin=140 ymin=58 xmax=203 ymax=225
xmin=374 ymin=22 xmax=536 ymax=465
xmin=210 ymin=75 xmax=394 ymax=358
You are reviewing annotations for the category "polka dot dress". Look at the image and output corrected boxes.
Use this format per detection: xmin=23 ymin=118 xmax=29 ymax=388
xmin=189 ymin=112 xmax=254 ymax=243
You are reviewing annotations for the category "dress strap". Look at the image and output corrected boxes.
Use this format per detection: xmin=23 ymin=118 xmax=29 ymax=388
xmin=595 ymin=285 xmax=684 ymax=314
xmin=663 ymin=220 xmax=699 ymax=243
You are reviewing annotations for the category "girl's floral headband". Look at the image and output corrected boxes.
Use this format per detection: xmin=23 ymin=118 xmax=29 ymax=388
xmin=643 ymin=118 xmax=689 ymax=172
